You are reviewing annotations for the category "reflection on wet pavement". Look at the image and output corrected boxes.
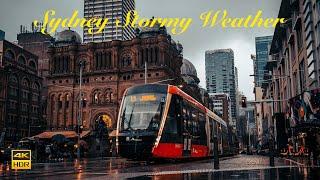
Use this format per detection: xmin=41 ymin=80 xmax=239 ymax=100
xmin=1 ymin=155 xmax=319 ymax=179
xmin=130 ymin=167 xmax=320 ymax=180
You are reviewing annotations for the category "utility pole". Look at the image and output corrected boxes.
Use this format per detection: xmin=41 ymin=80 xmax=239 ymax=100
xmin=77 ymin=60 xmax=85 ymax=160
xmin=247 ymin=111 xmax=251 ymax=154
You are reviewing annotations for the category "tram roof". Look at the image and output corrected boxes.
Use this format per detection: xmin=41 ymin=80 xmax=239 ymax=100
xmin=206 ymin=110 xmax=227 ymax=127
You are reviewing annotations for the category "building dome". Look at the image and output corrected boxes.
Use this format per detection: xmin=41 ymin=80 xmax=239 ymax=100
xmin=181 ymin=59 xmax=199 ymax=85
xmin=181 ymin=59 xmax=197 ymax=77
xmin=54 ymin=29 xmax=82 ymax=45
xmin=136 ymin=18 xmax=168 ymax=38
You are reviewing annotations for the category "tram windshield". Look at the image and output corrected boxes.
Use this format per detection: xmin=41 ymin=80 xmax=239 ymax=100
xmin=119 ymin=93 xmax=167 ymax=132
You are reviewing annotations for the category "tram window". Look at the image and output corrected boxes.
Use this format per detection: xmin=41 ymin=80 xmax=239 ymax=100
xmin=163 ymin=96 xmax=178 ymax=134
xmin=185 ymin=104 xmax=192 ymax=133
xmin=199 ymin=112 xmax=207 ymax=145
xmin=176 ymin=97 xmax=182 ymax=135
xmin=209 ymin=120 xmax=214 ymax=142
xmin=188 ymin=107 xmax=193 ymax=133
xmin=191 ymin=110 xmax=197 ymax=135
xmin=182 ymin=105 xmax=187 ymax=132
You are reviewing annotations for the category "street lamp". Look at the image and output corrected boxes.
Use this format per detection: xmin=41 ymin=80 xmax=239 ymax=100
xmin=77 ymin=60 xmax=86 ymax=160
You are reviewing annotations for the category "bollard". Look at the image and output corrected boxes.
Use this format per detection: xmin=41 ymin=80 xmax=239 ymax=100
xmin=269 ymin=137 xmax=274 ymax=167
xmin=213 ymin=136 xmax=219 ymax=169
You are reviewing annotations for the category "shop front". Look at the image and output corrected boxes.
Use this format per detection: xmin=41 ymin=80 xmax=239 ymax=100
xmin=288 ymin=89 xmax=320 ymax=159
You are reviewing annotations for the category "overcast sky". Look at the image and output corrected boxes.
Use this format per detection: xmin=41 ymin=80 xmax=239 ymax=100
xmin=0 ymin=0 xmax=281 ymax=100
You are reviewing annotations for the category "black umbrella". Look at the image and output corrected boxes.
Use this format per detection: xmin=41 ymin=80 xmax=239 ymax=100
xmin=66 ymin=141 xmax=75 ymax=147
xmin=51 ymin=134 xmax=67 ymax=143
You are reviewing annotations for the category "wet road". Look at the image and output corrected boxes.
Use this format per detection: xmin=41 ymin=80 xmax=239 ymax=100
xmin=1 ymin=155 xmax=319 ymax=179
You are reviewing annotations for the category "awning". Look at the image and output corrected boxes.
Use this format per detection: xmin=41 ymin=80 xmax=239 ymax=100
xmin=80 ymin=130 xmax=91 ymax=138
xmin=33 ymin=131 xmax=91 ymax=139
xmin=109 ymin=130 xmax=117 ymax=137
xmin=294 ymin=120 xmax=320 ymax=131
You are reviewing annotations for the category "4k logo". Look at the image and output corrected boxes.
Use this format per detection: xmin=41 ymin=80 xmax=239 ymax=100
xmin=11 ymin=150 xmax=31 ymax=170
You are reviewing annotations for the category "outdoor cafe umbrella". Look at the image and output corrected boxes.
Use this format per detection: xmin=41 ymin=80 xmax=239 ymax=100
xmin=51 ymin=134 xmax=67 ymax=144
xmin=66 ymin=141 xmax=75 ymax=147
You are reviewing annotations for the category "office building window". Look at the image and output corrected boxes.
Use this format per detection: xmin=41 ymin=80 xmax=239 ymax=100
xmin=299 ymin=60 xmax=305 ymax=93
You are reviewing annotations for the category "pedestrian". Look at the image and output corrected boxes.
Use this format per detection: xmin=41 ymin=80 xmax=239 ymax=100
xmin=45 ymin=145 xmax=51 ymax=162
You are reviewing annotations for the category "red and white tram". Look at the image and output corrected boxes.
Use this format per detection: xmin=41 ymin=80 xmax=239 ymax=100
xmin=116 ymin=84 xmax=231 ymax=159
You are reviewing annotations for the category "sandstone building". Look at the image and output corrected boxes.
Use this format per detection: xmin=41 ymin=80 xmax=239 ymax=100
xmin=47 ymin=27 xmax=183 ymax=132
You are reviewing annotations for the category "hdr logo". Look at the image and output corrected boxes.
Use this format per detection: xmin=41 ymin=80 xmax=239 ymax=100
xmin=11 ymin=150 xmax=31 ymax=170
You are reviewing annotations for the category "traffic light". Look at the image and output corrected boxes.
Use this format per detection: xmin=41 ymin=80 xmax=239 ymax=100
xmin=241 ymin=97 xmax=247 ymax=108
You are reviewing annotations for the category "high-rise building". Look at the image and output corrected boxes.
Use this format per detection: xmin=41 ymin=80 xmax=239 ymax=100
xmin=234 ymin=67 xmax=240 ymax=118
xmin=0 ymin=30 xmax=5 ymax=41
xmin=83 ymin=0 xmax=136 ymax=43
xmin=209 ymin=93 xmax=232 ymax=125
xmin=205 ymin=49 xmax=237 ymax=128
xmin=253 ymin=36 xmax=273 ymax=87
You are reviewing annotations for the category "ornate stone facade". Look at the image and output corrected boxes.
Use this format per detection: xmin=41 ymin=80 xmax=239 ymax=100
xmin=47 ymin=29 xmax=183 ymax=131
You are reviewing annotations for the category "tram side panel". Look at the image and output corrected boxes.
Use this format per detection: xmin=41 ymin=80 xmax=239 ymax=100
xmin=152 ymin=95 xmax=183 ymax=158
xmin=153 ymin=95 xmax=209 ymax=159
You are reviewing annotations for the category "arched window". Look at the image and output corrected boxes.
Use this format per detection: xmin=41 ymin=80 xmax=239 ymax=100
xmin=154 ymin=47 xmax=159 ymax=64
xmin=82 ymin=98 xmax=87 ymax=108
xmin=92 ymin=90 xmax=103 ymax=104
xmin=29 ymin=60 xmax=37 ymax=69
xmin=121 ymin=55 xmax=131 ymax=67
xmin=32 ymin=82 xmax=40 ymax=90
xmin=9 ymin=75 xmax=18 ymax=83
xmin=58 ymin=94 xmax=63 ymax=109
xmin=5 ymin=50 xmax=15 ymax=60
xmin=94 ymin=93 xmax=99 ymax=104
xmin=18 ymin=55 xmax=26 ymax=65
xmin=95 ymin=52 xmax=101 ymax=70
xmin=104 ymin=89 xmax=113 ymax=103
xmin=65 ymin=94 xmax=70 ymax=108
xmin=22 ymin=78 xmax=30 ymax=88
xmin=107 ymin=52 xmax=112 ymax=68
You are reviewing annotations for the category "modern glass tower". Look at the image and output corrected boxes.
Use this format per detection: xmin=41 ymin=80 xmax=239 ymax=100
xmin=205 ymin=49 xmax=237 ymax=127
xmin=83 ymin=0 xmax=136 ymax=43
xmin=254 ymin=36 xmax=273 ymax=87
